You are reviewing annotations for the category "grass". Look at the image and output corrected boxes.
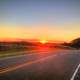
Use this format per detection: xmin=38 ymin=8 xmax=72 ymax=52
xmin=0 ymin=48 xmax=33 ymax=58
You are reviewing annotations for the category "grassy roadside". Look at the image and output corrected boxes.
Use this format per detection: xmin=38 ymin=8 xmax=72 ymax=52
xmin=0 ymin=49 xmax=34 ymax=58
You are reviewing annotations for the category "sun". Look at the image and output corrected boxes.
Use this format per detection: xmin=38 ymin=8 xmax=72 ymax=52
xmin=40 ymin=40 xmax=47 ymax=44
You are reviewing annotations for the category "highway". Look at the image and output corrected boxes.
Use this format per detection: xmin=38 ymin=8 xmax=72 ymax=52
xmin=0 ymin=50 xmax=80 ymax=80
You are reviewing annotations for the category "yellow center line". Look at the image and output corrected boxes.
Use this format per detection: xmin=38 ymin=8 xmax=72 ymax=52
xmin=0 ymin=54 xmax=56 ymax=74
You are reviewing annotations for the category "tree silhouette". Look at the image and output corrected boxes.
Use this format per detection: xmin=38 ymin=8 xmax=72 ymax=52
xmin=70 ymin=38 xmax=80 ymax=49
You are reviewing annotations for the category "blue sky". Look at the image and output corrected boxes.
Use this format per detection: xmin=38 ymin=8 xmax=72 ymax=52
xmin=1 ymin=0 xmax=79 ymax=24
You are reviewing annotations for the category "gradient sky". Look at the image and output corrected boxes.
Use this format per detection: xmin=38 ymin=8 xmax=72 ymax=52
xmin=0 ymin=0 xmax=80 ymax=41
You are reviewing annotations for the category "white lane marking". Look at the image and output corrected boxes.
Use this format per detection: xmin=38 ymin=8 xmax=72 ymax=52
xmin=70 ymin=64 xmax=80 ymax=80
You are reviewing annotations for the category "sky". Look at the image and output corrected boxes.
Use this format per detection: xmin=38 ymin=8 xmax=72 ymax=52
xmin=0 ymin=0 xmax=80 ymax=42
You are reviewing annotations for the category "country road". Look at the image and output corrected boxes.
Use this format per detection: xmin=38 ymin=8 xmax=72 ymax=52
xmin=0 ymin=50 xmax=80 ymax=80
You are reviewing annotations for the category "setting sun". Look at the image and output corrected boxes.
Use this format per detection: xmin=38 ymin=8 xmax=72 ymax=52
xmin=40 ymin=40 xmax=48 ymax=44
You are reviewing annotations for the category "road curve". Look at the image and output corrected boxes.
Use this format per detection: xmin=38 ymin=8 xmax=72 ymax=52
xmin=0 ymin=50 xmax=80 ymax=80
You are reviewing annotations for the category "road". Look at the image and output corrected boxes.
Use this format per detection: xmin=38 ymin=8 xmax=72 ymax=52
xmin=0 ymin=50 xmax=80 ymax=80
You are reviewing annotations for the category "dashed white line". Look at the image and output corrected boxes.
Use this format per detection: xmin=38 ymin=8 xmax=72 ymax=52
xmin=70 ymin=64 xmax=80 ymax=80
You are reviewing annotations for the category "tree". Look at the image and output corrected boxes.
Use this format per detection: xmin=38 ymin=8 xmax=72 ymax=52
xmin=70 ymin=38 xmax=80 ymax=49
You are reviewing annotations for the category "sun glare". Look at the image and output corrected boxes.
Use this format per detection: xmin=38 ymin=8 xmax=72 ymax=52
xmin=40 ymin=40 xmax=47 ymax=44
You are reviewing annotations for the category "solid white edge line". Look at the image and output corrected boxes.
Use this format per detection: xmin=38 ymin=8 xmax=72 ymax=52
xmin=70 ymin=64 xmax=80 ymax=80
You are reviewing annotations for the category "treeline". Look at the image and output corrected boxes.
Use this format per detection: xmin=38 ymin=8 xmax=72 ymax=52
xmin=62 ymin=38 xmax=80 ymax=49
xmin=0 ymin=41 xmax=35 ymax=51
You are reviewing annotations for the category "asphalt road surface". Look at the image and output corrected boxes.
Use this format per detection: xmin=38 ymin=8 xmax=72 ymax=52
xmin=0 ymin=50 xmax=80 ymax=80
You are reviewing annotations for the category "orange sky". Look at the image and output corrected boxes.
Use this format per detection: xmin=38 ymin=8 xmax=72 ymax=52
xmin=0 ymin=23 xmax=80 ymax=42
